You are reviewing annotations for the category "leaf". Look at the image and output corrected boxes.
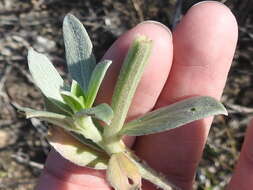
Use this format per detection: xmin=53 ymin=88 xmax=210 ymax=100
xmin=71 ymin=80 xmax=86 ymax=105
xmin=120 ymin=96 xmax=228 ymax=136
xmin=18 ymin=106 xmax=77 ymax=132
xmin=60 ymin=91 xmax=84 ymax=112
xmin=107 ymin=152 xmax=142 ymax=190
xmin=19 ymin=106 xmax=103 ymax=146
xmin=86 ymin=60 xmax=112 ymax=108
xmin=103 ymin=36 xmax=153 ymax=138
xmin=75 ymin=103 xmax=113 ymax=125
xmin=70 ymin=132 xmax=104 ymax=152
xmin=63 ymin=14 xmax=96 ymax=93
xmin=48 ymin=127 xmax=108 ymax=169
xmin=28 ymin=48 xmax=64 ymax=101
xmin=43 ymin=96 xmax=73 ymax=116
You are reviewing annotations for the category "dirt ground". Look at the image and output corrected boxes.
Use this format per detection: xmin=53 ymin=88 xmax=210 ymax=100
xmin=0 ymin=0 xmax=253 ymax=189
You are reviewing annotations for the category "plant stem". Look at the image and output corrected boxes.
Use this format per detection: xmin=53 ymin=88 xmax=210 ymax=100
xmin=127 ymin=151 xmax=181 ymax=190
xmin=75 ymin=116 xmax=103 ymax=145
xmin=103 ymin=36 xmax=152 ymax=142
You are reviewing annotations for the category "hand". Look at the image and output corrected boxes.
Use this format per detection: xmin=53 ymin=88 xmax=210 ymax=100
xmin=35 ymin=1 xmax=242 ymax=190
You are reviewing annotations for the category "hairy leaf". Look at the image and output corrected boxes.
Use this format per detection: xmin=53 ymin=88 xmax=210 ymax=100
xmin=44 ymin=96 xmax=73 ymax=116
xmin=71 ymin=80 xmax=86 ymax=105
xmin=48 ymin=127 xmax=108 ymax=169
xmin=60 ymin=91 xmax=84 ymax=112
xmin=70 ymin=132 xmax=104 ymax=152
xmin=86 ymin=60 xmax=112 ymax=108
xmin=18 ymin=106 xmax=76 ymax=132
xmin=63 ymin=14 xmax=96 ymax=92
xmin=107 ymin=152 xmax=142 ymax=190
xmin=28 ymin=48 xmax=64 ymax=101
xmin=75 ymin=103 xmax=113 ymax=125
xmin=120 ymin=96 xmax=227 ymax=136
xmin=104 ymin=36 xmax=153 ymax=138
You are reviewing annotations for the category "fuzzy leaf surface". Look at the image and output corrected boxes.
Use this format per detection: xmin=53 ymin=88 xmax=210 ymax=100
xmin=60 ymin=91 xmax=84 ymax=112
xmin=63 ymin=14 xmax=96 ymax=92
xmin=107 ymin=152 xmax=142 ymax=190
xmin=19 ymin=107 xmax=76 ymax=131
xmin=28 ymin=49 xmax=64 ymax=101
xmin=120 ymin=96 xmax=228 ymax=136
xmin=104 ymin=36 xmax=153 ymax=138
xmin=75 ymin=103 xmax=113 ymax=125
xmin=71 ymin=80 xmax=86 ymax=105
xmin=48 ymin=127 xmax=108 ymax=169
xmin=86 ymin=60 xmax=112 ymax=107
xmin=44 ymin=96 xmax=73 ymax=116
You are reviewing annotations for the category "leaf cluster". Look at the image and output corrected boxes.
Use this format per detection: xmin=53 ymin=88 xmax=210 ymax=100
xmin=19 ymin=14 xmax=228 ymax=190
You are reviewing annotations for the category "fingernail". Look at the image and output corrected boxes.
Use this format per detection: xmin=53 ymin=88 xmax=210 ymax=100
xmin=191 ymin=0 xmax=229 ymax=9
xmin=138 ymin=20 xmax=172 ymax=36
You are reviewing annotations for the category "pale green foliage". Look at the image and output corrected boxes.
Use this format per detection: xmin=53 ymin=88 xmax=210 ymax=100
xmin=86 ymin=60 xmax=112 ymax=108
xmin=103 ymin=36 xmax=153 ymax=139
xmin=60 ymin=91 xmax=84 ymax=112
xmin=75 ymin=104 xmax=113 ymax=125
xmin=63 ymin=14 xmax=96 ymax=93
xmin=21 ymin=13 xmax=228 ymax=190
xmin=28 ymin=49 xmax=64 ymax=101
xmin=48 ymin=128 xmax=108 ymax=170
xmin=120 ymin=96 xmax=227 ymax=136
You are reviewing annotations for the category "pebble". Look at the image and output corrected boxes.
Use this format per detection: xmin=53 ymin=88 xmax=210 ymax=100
xmin=0 ymin=130 xmax=9 ymax=148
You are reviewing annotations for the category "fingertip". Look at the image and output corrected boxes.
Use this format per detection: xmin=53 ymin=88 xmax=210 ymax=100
xmin=187 ymin=1 xmax=238 ymax=42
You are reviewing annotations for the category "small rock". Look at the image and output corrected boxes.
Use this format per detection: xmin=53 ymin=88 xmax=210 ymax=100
xmin=0 ymin=130 xmax=9 ymax=148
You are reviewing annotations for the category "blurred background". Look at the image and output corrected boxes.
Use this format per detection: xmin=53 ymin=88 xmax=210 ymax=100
xmin=0 ymin=0 xmax=252 ymax=189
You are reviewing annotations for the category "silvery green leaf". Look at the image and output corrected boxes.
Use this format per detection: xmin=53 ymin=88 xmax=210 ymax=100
xmin=60 ymin=91 xmax=84 ymax=112
xmin=86 ymin=60 xmax=112 ymax=108
xmin=20 ymin=105 xmax=103 ymax=144
xmin=48 ymin=127 xmax=108 ymax=170
xmin=70 ymin=132 xmax=104 ymax=152
xmin=106 ymin=152 xmax=142 ymax=190
xmin=63 ymin=14 xmax=96 ymax=93
xmin=103 ymin=36 xmax=153 ymax=138
xmin=28 ymin=48 xmax=64 ymax=101
xmin=75 ymin=103 xmax=113 ymax=125
xmin=120 ymin=96 xmax=228 ymax=136
xmin=18 ymin=106 xmax=76 ymax=132
xmin=44 ymin=96 xmax=73 ymax=116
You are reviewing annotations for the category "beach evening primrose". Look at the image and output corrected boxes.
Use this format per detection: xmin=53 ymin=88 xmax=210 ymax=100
xmin=19 ymin=14 xmax=227 ymax=190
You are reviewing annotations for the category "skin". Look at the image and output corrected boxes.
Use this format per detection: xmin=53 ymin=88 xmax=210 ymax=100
xmin=36 ymin=1 xmax=250 ymax=190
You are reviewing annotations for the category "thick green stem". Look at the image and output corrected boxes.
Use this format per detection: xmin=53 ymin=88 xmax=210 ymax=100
xmin=103 ymin=36 xmax=153 ymax=140
xmin=75 ymin=116 xmax=103 ymax=145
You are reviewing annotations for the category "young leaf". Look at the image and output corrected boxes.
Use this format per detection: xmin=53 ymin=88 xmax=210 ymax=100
xmin=60 ymin=91 xmax=84 ymax=112
xmin=86 ymin=60 xmax=112 ymax=108
xmin=71 ymin=80 xmax=86 ymax=105
xmin=28 ymin=48 xmax=64 ymax=101
xmin=44 ymin=96 xmax=73 ymax=116
xmin=63 ymin=14 xmax=96 ymax=93
xmin=70 ymin=132 xmax=105 ymax=152
xmin=20 ymin=106 xmax=103 ymax=145
xmin=107 ymin=152 xmax=142 ymax=190
xmin=103 ymin=36 xmax=153 ymax=139
xmin=120 ymin=96 xmax=228 ymax=136
xmin=18 ymin=106 xmax=76 ymax=132
xmin=75 ymin=103 xmax=113 ymax=125
xmin=48 ymin=127 xmax=109 ymax=170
